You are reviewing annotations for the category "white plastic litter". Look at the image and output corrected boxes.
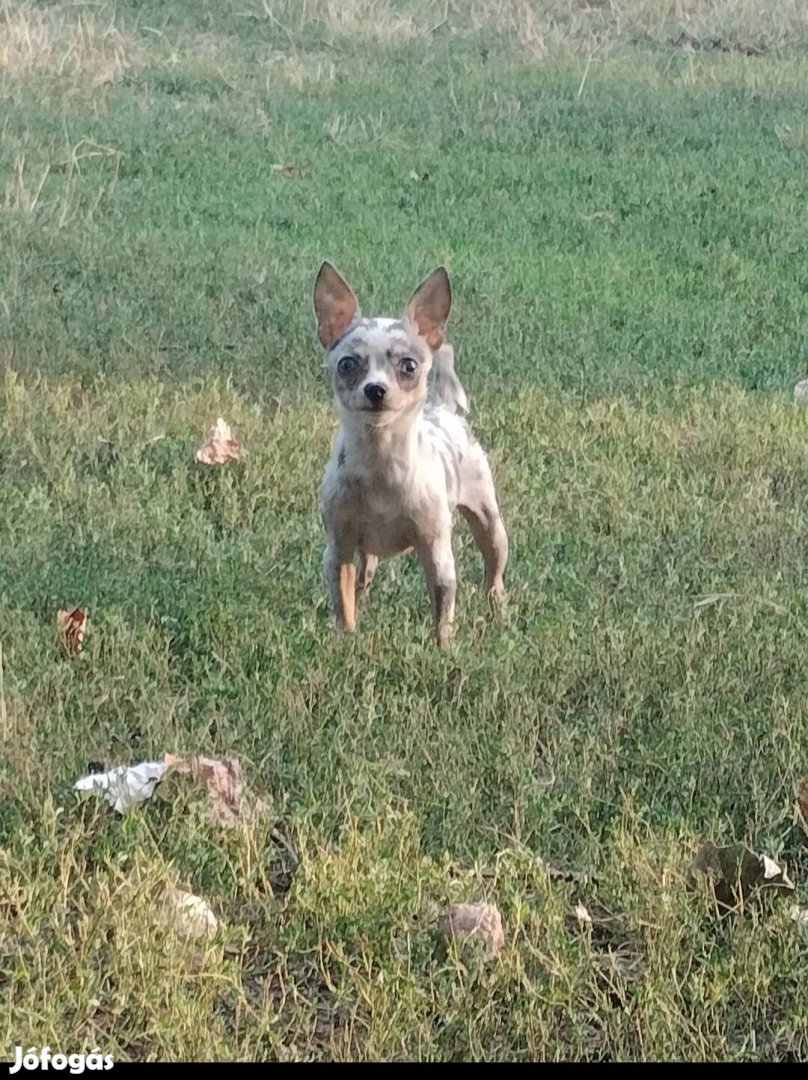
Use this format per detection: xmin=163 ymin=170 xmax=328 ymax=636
xmin=73 ymin=761 xmax=167 ymax=814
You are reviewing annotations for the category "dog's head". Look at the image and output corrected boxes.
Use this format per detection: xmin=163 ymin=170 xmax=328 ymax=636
xmin=313 ymin=262 xmax=452 ymax=427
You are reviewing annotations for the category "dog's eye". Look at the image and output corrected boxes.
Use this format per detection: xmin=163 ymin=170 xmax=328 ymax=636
xmin=400 ymin=358 xmax=418 ymax=376
xmin=337 ymin=355 xmax=359 ymax=376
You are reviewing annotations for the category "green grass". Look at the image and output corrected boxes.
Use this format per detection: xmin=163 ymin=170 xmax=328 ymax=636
xmin=4 ymin=0 xmax=808 ymax=1062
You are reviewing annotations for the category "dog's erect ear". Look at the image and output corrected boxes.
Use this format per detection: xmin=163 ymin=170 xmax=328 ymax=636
xmin=314 ymin=262 xmax=359 ymax=347
xmin=404 ymin=267 xmax=452 ymax=350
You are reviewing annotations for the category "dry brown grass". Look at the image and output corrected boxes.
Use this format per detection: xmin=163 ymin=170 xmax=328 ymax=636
xmin=253 ymin=0 xmax=808 ymax=56
xmin=3 ymin=142 xmax=121 ymax=226
xmin=0 ymin=1 xmax=134 ymax=85
xmin=278 ymin=51 xmax=337 ymax=91
xmin=470 ymin=0 xmax=808 ymax=58
xmin=251 ymin=0 xmax=438 ymax=44
xmin=3 ymin=0 xmax=804 ymax=92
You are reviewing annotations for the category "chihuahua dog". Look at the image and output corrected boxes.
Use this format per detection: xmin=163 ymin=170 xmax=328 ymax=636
xmin=314 ymin=262 xmax=508 ymax=648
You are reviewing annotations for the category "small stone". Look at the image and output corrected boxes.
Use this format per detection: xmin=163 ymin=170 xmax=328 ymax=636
xmin=163 ymin=886 xmax=218 ymax=941
xmin=794 ymin=379 xmax=808 ymax=403
xmin=438 ymin=901 xmax=504 ymax=956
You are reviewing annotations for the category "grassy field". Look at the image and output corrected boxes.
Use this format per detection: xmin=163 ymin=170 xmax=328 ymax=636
xmin=4 ymin=0 xmax=808 ymax=1062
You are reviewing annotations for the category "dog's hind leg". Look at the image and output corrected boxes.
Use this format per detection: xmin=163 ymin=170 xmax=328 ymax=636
xmin=459 ymin=501 xmax=508 ymax=602
xmin=355 ymin=552 xmax=378 ymax=607
xmin=458 ymin=453 xmax=508 ymax=608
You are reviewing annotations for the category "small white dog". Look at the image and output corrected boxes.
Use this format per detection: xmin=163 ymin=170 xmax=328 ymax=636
xmin=314 ymin=262 xmax=508 ymax=648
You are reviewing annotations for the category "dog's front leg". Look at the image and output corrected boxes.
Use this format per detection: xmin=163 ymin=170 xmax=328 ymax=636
xmin=324 ymin=538 xmax=357 ymax=633
xmin=417 ymin=533 xmax=457 ymax=649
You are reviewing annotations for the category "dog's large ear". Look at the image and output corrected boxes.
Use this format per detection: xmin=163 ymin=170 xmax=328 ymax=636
xmin=314 ymin=262 xmax=359 ymax=347
xmin=404 ymin=267 xmax=452 ymax=350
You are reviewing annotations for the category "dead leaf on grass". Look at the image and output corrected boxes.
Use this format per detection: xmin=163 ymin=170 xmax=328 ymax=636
xmin=271 ymin=163 xmax=309 ymax=178
xmin=57 ymin=607 xmax=88 ymax=657
xmin=686 ymin=841 xmax=794 ymax=911
xmin=195 ymin=418 xmax=242 ymax=466
xmin=164 ymin=753 xmax=267 ymax=827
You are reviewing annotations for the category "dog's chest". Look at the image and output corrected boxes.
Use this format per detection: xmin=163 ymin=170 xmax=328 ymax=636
xmin=352 ymin=470 xmax=422 ymax=555
xmin=327 ymin=457 xmax=442 ymax=557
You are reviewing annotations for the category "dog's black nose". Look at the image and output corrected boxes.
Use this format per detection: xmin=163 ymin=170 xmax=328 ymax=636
xmin=364 ymin=383 xmax=387 ymax=406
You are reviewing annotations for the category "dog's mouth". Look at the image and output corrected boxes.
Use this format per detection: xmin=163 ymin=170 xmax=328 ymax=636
xmin=360 ymin=407 xmax=393 ymax=424
xmin=354 ymin=402 xmax=398 ymax=426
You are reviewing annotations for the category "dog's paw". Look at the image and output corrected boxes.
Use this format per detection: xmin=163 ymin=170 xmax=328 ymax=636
xmin=487 ymin=587 xmax=508 ymax=625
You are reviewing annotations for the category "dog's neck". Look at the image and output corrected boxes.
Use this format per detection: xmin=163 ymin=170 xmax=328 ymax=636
xmin=338 ymin=399 xmax=424 ymax=472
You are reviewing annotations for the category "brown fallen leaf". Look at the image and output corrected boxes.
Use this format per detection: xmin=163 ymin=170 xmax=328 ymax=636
xmin=195 ymin=418 xmax=242 ymax=466
xmin=271 ymin=163 xmax=309 ymax=179
xmin=438 ymin=901 xmax=504 ymax=956
xmin=686 ymin=841 xmax=794 ymax=912
xmin=57 ymin=607 xmax=88 ymax=657
xmin=164 ymin=753 xmax=266 ymax=826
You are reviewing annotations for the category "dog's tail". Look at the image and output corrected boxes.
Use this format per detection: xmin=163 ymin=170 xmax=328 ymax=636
xmin=429 ymin=344 xmax=469 ymax=414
